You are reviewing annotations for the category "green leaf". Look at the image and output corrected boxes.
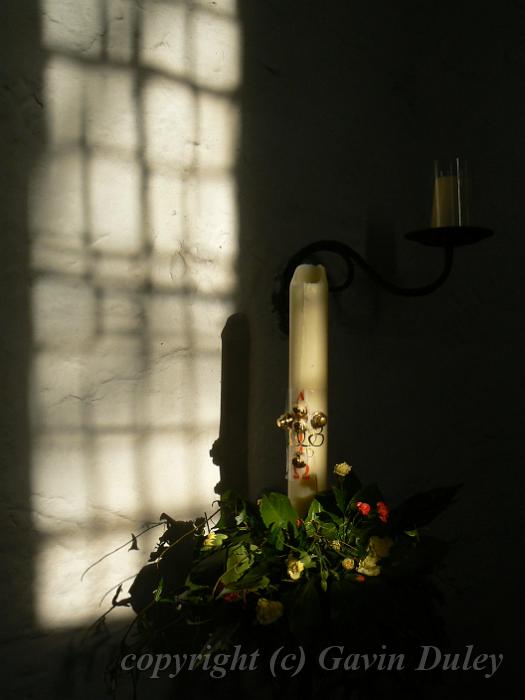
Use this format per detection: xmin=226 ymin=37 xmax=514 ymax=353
xmin=339 ymin=469 xmax=362 ymax=500
xmin=202 ymin=532 xmax=228 ymax=550
xmin=220 ymin=544 xmax=254 ymax=586
xmin=260 ymin=492 xmax=298 ymax=534
xmin=298 ymin=551 xmax=315 ymax=569
xmin=318 ymin=521 xmax=338 ymax=540
xmin=305 ymin=498 xmax=323 ymax=520
xmin=227 ymin=573 xmax=270 ymax=592
xmin=216 ymin=490 xmax=255 ymax=530
xmin=190 ymin=548 xmax=227 ymax=586
xmin=267 ymin=527 xmax=285 ymax=551
xmin=320 ymin=569 xmax=329 ymax=592
xmin=304 ymin=499 xmax=322 ymax=537
xmin=234 ymin=509 xmax=248 ymax=526
xmin=183 ymin=576 xmax=208 ymax=592
xmin=153 ymin=578 xmax=164 ymax=602
xmin=315 ymin=489 xmax=338 ymax=513
xmin=334 ymin=485 xmax=347 ymax=515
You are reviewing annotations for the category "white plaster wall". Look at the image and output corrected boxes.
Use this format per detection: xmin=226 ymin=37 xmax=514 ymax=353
xmin=29 ymin=0 xmax=240 ymax=634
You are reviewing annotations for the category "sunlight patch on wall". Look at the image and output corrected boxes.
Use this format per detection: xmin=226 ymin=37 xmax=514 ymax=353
xmin=32 ymin=0 xmax=240 ymax=629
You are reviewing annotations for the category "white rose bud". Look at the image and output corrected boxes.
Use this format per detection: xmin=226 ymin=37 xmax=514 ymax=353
xmin=334 ymin=462 xmax=352 ymax=477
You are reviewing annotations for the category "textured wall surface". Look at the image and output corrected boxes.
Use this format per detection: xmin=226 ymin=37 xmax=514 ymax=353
xmin=1 ymin=0 xmax=240 ymax=697
xmin=1 ymin=0 xmax=524 ymax=698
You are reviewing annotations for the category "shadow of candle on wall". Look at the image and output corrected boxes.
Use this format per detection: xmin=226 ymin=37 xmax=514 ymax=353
xmin=210 ymin=313 xmax=250 ymax=498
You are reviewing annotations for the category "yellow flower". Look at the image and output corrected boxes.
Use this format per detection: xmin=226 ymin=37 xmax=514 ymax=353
xmin=287 ymin=559 xmax=305 ymax=581
xmin=334 ymin=462 xmax=352 ymax=477
xmin=341 ymin=557 xmax=355 ymax=571
xmin=203 ymin=532 xmax=217 ymax=548
xmin=256 ymin=598 xmax=284 ymax=625
xmin=330 ymin=540 xmax=341 ymax=552
xmin=357 ymin=554 xmax=381 ymax=577
xmin=202 ymin=532 xmax=227 ymax=549
xmin=368 ymin=536 xmax=393 ymax=560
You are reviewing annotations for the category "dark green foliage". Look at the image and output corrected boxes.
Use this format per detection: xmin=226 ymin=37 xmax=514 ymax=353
xmin=100 ymin=472 xmax=458 ymax=699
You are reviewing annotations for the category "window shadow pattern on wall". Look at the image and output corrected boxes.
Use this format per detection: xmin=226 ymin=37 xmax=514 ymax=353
xmin=30 ymin=0 xmax=240 ymax=630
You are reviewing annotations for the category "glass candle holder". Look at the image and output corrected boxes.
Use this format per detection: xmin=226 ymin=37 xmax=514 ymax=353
xmin=431 ymin=157 xmax=470 ymax=227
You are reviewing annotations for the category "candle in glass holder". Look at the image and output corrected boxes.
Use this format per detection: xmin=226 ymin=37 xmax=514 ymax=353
xmin=431 ymin=157 xmax=469 ymax=227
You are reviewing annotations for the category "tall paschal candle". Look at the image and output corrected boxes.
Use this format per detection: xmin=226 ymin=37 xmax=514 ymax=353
xmin=287 ymin=264 xmax=328 ymax=516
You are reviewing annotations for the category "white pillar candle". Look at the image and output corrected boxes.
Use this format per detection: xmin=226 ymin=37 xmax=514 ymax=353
xmin=287 ymin=264 xmax=328 ymax=515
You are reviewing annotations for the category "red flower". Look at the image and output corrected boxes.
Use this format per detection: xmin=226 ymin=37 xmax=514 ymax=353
xmin=296 ymin=518 xmax=304 ymax=528
xmin=223 ymin=592 xmax=241 ymax=603
xmin=356 ymin=574 xmax=365 ymax=583
xmin=356 ymin=501 xmax=371 ymax=516
xmin=376 ymin=501 xmax=389 ymax=523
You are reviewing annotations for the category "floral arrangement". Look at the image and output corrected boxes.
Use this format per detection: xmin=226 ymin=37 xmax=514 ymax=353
xmin=99 ymin=465 xmax=460 ymax=699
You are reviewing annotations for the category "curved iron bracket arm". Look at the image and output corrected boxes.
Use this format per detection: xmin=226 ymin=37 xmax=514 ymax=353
xmin=272 ymin=239 xmax=454 ymax=335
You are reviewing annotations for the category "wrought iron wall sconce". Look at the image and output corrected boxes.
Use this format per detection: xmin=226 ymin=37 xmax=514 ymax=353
xmin=273 ymin=227 xmax=492 ymax=334
xmin=273 ymin=158 xmax=494 ymax=334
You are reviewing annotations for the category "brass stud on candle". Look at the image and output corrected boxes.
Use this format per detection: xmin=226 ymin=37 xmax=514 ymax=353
xmin=292 ymin=404 xmax=308 ymax=418
xmin=293 ymin=419 xmax=307 ymax=433
xmin=276 ymin=412 xmax=294 ymax=429
xmin=292 ymin=456 xmax=307 ymax=470
xmin=311 ymin=411 xmax=327 ymax=430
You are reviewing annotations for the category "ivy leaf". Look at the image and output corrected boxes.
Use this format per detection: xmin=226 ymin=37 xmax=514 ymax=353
xmin=235 ymin=508 xmax=248 ymax=526
xmin=220 ymin=544 xmax=254 ymax=586
xmin=260 ymin=492 xmax=298 ymax=535
xmin=318 ymin=521 xmax=338 ymax=540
